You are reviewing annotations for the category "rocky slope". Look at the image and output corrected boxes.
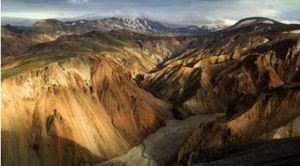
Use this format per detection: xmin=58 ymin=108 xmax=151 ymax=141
xmin=1 ymin=28 xmax=199 ymax=166
xmin=1 ymin=25 xmax=60 ymax=63
xmin=176 ymin=89 xmax=300 ymax=165
xmin=142 ymin=17 xmax=300 ymax=117
xmin=139 ymin=17 xmax=300 ymax=164
xmin=32 ymin=18 xmax=212 ymax=35
xmin=1 ymin=56 xmax=173 ymax=166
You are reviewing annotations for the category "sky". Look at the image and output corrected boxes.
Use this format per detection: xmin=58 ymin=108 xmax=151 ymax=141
xmin=1 ymin=0 xmax=300 ymax=26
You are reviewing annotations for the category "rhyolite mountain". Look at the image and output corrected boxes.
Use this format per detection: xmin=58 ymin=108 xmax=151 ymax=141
xmin=32 ymin=18 xmax=213 ymax=35
xmin=142 ymin=17 xmax=300 ymax=116
xmin=140 ymin=17 xmax=300 ymax=165
xmin=1 ymin=17 xmax=300 ymax=166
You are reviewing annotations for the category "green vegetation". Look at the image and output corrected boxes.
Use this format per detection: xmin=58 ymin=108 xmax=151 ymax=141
xmin=2 ymin=55 xmax=70 ymax=79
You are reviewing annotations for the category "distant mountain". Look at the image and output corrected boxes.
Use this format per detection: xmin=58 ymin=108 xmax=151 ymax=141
xmin=1 ymin=17 xmax=38 ymax=27
xmin=2 ymin=24 xmax=33 ymax=32
xmin=32 ymin=18 xmax=213 ymax=35
xmin=225 ymin=17 xmax=286 ymax=31
xmin=1 ymin=25 xmax=60 ymax=63
xmin=2 ymin=17 xmax=207 ymax=64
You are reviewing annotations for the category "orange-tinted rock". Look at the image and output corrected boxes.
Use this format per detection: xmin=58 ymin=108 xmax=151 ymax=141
xmin=1 ymin=56 xmax=172 ymax=166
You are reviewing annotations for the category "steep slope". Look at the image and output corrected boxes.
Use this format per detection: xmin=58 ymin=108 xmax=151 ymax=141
xmin=1 ymin=25 xmax=60 ymax=63
xmin=142 ymin=17 xmax=300 ymax=117
xmin=139 ymin=17 xmax=300 ymax=164
xmin=32 ymin=18 xmax=212 ymax=35
xmin=1 ymin=56 xmax=173 ymax=166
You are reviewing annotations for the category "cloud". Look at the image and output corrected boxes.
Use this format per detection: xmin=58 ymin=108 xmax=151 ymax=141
xmin=1 ymin=0 xmax=299 ymax=26
xmin=68 ymin=0 xmax=89 ymax=4
xmin=281 ymin=20 xmax=300 ymax=24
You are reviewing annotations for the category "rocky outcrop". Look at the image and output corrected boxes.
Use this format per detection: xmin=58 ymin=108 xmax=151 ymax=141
xmin=1 ymin=56 xmax=172 ymax=166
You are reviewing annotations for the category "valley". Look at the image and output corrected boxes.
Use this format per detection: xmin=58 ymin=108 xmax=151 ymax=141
xmin=1 ymin=16 xmax=300 ymax=166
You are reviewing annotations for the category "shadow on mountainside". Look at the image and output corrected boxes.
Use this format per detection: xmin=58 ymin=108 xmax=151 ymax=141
xmin=196 ymin=137 xmax=300 ymax=166
xmin=1 ymin=130 xmax=104 ymax=166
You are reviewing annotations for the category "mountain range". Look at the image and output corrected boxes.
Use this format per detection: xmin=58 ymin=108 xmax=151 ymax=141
xmin=1 ymin=17 xmax=221 ymax=63
xmin=32 ymin=17 xmax=216 ymax=34
xmin=1 ymin=17 xmax=300 ymax=166
xmin=3 ymin=17 xmax=224 ymax=34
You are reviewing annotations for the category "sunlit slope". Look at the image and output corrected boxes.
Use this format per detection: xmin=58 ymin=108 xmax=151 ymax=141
xmin=1 ymin=56 xmax=173 ymax=166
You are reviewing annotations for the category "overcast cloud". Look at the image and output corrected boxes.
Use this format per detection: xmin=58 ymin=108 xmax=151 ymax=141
xmin=1 ymin=0 xmax=300 ymax=26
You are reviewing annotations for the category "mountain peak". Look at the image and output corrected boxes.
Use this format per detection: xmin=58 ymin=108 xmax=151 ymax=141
xmin=227 ymin=17 xmax=284 ymax=31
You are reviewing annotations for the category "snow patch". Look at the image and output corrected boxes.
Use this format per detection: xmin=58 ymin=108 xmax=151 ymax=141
xmin=262 ymin=20 xmax=274 ymax=24
xmin=282 ymin=30 xmax=300 ymax=34
xmin=144 ymin=20 xmax=148 ymax=26
xmin=289 ymin=30 xmax=300 ymax=34
xmin=64 ymin=22 xmax=72 ymax=26
xmin=236 ymin=19 xmax=257 ymax=27
xmin=111 ymin=23 xmax=123 ymax=29
xmin=262 ymin=38 xmax=269 ymax=44
xmin=232 ymin=18 xmax=276 ymax=30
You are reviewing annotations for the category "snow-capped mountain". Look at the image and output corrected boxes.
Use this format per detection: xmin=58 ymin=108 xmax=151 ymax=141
xmin=32 ymin=18 xmax=213 ymax=35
